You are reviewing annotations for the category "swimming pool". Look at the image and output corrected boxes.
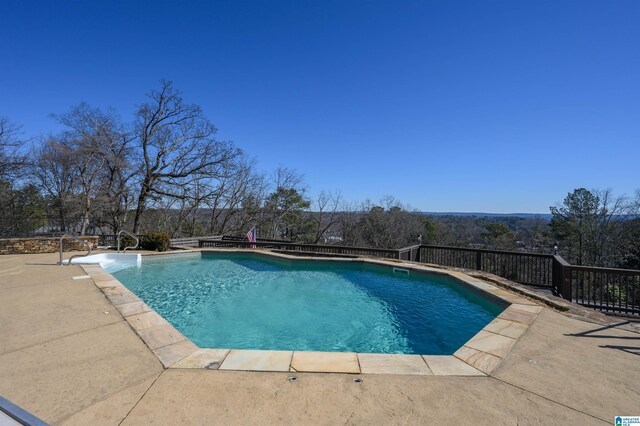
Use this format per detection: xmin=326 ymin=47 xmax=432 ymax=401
xmin=110 ymin=252 xmax=506 ymax=355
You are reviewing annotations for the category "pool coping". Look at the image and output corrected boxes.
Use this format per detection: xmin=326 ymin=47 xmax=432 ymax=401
xmin=80 ymin=248 xmax=544 ymax=376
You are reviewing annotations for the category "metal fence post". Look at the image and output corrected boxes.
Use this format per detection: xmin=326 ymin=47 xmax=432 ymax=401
xmin=412 ymin=246 xmax=420 ymax=262
xmin=560 ymin=265 xmax=573 ymax=302
xmin=553 ymin=255 xmax=572 ymax=301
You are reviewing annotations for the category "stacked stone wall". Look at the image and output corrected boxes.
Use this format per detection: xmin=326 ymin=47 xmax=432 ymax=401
xmin=0 ymin=237 xmax=98 ymax=255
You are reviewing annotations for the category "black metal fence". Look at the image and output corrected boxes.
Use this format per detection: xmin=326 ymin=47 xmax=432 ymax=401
xmin=220 ymin=235 xmax=293 ymax=244
xmin=567 ymin=265 xmax=640 ymax=316
xmin=198 ymin=239 xmax=400 ymax=259
xmin=418 ymin=245 xmax=556 ymax=288
xmin=99 ymin=234 xmax=226 ymax=248
xmin=198 ymin=238 xmax=640 ymax=316
xmin=0 ymin=216 xmax=101 ymax=238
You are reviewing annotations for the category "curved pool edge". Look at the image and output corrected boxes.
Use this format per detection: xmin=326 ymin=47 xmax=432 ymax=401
xmin=80 ymin=248 xmax=544 ymax=376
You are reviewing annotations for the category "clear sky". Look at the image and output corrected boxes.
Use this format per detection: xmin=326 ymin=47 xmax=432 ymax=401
xmin=1 ymin=0 xmax=639 ymax=213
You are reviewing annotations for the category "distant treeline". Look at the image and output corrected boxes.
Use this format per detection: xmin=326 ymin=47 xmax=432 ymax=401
xmin=1 ymin=81 xmax=639 ymax=269
xmin=420 ymin=212 xmax=553 ymax=220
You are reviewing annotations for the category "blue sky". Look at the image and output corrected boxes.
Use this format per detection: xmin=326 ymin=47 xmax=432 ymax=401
xmin=1 ymin=0 xmax=638 ymax=213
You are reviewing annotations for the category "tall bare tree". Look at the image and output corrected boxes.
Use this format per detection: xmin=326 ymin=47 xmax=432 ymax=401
xmin=0 ymin=117 xmax=28 ymax=181
xmin=98 ymin=129 xmax=135 ymax=234
xmin=345 ymin=197 xmax=431 ymax=248
xmin=131 ymin=80 xmax=240 ymax=233
xmin=263 ymin=167 xmax=309 ymax=239
xmin=205 ymin=156 xmax=266 ymax=235
xmin=309 ymin=190 xmax=342 ymax=243
xmin=33 ymin=138 xmax=78 ymax=232
xmin=45 ymin=105 xmax=136 ymax=235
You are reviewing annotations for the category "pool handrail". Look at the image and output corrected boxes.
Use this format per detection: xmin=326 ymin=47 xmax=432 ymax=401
xmin=117 ymin=230 xmax=139 ymax=253
xmin=58 ymin=233 xmax=92 ymax=266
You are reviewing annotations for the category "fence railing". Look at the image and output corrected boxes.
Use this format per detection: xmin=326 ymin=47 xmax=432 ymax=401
xmin=198 ymin=238 xmax=640 ymax=316
xmin=170 ymin=235 xmax=223 ymax=247
xmin=567 ymin=265 xmax=640 ymax=316
xmin=220 ymin=235 xmax=293 ymax=244
xmin=419 ymin=245 xmax=556 ymax=288
xmin=398 ymin=245 xmax=421 ymax=262
xmin=198 ymin=239 xmax=400 ymax=259
xmin=0 ymin=216 xmax=104 ymax=238
xmin=100 ymin=234 xmax=226 ymax=248
xmin=416 ymin=245 xmax=639 ymax=315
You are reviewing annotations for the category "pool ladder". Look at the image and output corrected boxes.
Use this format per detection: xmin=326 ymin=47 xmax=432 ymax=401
xmin=58 ymin=234 xmax=92 ymax=266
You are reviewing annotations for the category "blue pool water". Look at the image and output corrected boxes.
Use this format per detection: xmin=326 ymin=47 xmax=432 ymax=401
xmin=110 ymin=253 xmax=505 ymax=354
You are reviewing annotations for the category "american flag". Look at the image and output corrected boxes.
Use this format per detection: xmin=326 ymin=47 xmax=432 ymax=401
xmin=246 ymin=226 xmax=256 ymax=247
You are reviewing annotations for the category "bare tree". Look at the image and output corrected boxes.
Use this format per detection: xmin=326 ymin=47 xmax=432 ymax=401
xmin=166 ymin=177 xmax=209 ymax=237
xmin=551 ymin=187 xmax=635 ymax=266
xmin=54 ymin=103 xmax=133 ymax=235
xmin=205 ymin=156 xmax=266 ymax=235
xmin=433 ymin=219 xmax=475 ymax=247
xmin=354 ymin=197 xmax=429 ymax=248
xmin=0 ymin=117 xmax=28 ymax=181
xmin=263 ymin=167 xmax=309 ymax=239
xmin=338 ymin=201 xmax=362 ymax=246
xmin=588 ymin=188 xmax=634 ymax=266
xmin=54 ymin=104 xmax=125 ymax=234
xmin=97 ymin=130 xmax=135 ymax=234
xmin=310 ymin=190 xmax=342 ymax=243
xmin=33 ymin=138 xmax=78 ymax=232
xmin=131 ymin=80 xmax=240 ymax=233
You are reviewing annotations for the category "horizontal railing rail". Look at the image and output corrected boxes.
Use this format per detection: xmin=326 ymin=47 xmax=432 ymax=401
xmin=199 ymin=239 xmax=400 ymax=259
xmin=220 ymin=235 xmax=293 ymax=243
xmin=398 ymin=244 xmax=421 ymax=262
xmin=417 ymin=244 xmax=554 ymax=258
xmin=419 ymin=245 xmax=556 ymax=288
xmin=567 ymin=264 xmax=640 ymax=315
xmin=171 ymin=235 xmax=223 ymax=247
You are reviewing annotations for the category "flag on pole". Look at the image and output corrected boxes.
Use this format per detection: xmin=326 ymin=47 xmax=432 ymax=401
xmin=246 ymin=226 xmax=257 ymax=248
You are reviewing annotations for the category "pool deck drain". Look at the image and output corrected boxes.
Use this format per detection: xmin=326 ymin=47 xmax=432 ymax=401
xmin=80 ymin=249 xmax=543 ymax=376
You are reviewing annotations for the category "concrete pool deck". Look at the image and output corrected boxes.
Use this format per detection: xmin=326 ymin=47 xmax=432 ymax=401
xmin=1 ymin=252 xmax=639 ymax=424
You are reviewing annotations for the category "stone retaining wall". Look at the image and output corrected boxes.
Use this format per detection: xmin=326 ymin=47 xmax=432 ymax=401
xmin=0 ymin=236 xmax=99 ymax=255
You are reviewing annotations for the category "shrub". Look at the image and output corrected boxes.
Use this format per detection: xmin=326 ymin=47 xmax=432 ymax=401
xmin=141 ymin=232 xmax=172 ymax=252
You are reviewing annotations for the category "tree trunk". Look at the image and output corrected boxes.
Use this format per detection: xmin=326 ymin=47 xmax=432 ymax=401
xmin=132 ymin=184 xmax=150 ymax=234
xmin=80 ymin=197 xmax=91 ymax=235
xmin=59 ymin=205 xmax=66 ymax=233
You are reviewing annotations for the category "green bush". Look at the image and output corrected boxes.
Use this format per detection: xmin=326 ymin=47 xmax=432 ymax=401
xmin=141 ymin=232 xmax=172 ymax=252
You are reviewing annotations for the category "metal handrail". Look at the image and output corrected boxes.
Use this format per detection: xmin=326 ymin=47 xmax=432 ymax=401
xmin=59 ymin=234 xmax=92 ymax=266
xmin=117 ymin=230 xmax=139 ymax=253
